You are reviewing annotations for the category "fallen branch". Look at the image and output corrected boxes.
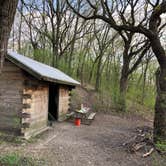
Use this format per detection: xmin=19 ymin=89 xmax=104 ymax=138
xmin=123 ymin=126 xmax=166 ymax=157
xmin=134 ymin=142 xmax=147 ymax=151
xmin=123 ymin=126 xmax=156 ymax=156
xmin=142 ymin=148 xmax=154 ymax=157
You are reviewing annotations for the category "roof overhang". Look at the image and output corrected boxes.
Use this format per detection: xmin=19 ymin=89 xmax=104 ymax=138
xmin=6 ymin=51 xmax=80 ymax=87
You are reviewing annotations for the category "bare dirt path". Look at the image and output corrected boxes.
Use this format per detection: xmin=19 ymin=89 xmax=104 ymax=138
xmin=0 ymin=113 xmax=165 ymax=166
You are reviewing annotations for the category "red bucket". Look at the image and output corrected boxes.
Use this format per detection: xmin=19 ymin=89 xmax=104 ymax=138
xmin=75 ymin=118 xmax=81 ymax=126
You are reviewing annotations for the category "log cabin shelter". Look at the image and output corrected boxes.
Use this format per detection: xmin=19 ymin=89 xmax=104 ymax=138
xmin=0 ymin=50 xmax=80 ymax=138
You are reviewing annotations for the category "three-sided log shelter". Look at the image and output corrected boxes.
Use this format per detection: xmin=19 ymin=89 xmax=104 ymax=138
xmin=0 ymin=51 xmax=80 ymax=138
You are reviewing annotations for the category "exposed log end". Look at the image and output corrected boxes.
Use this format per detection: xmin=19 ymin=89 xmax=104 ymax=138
xmin=22 ymin=122 xmax=30 ymax=129
xmin=23 ymin=103 xmax=31 ymax=109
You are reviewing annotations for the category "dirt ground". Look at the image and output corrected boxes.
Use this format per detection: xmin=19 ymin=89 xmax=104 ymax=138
xmin=0 ymin=113 xmax=165 ymax=166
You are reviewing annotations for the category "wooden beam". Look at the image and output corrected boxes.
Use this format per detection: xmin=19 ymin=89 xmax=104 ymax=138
xmin=20 ymin=112 xmax=31 ymax=118
xmin=22 ymin=103 xmax=31 ymax=109
xmin=0 ymin=126 xmax=21 ymax=135
xmin=24 ymin=80 xmax=39 ymax=89
xmin=23 ymin=94 xmax=32 ymax=99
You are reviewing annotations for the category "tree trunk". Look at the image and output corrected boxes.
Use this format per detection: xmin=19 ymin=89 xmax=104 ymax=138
xmin=88 ymin=61 xmax=96 ymax=83
xmin=119 ymin=71 xmax=128 ymax=111
xmin=80 ymin=53 xmax=87 ymax=86
xmin=0 ymin=0 xmax=18 ymax=70
xmin=154 ymin=68 xmax=166 ymax=142
xmin=119 ymin=48 xmax=130 ymax=111
xmin=95 ymin=53 xmax=103 ymax=91
xmin=150 ymin=37 xmax=166 ymax=143
xmin=141 ymin=59 xmax=149 ymax=104
xmin=118 ymin=32 xmax=133 ymax=111
xmin=68 ymin=15 xmax=79 ymax=75
xmin=18 ymin=17 xmax=22 ymax=51
xmin=48 ymin=0 xmax=59 ymax=67
xmin=52 ymin=43 xmax=56 ymax=67
xmin=18 ymin=2 xmax=23 ymax=52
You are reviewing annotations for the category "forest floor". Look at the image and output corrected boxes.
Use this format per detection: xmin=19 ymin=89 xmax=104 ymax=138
xmin=0 ymin=87 xmax=165 ymax=166
xmin=0 ymin=113 xmax=165 ymax=166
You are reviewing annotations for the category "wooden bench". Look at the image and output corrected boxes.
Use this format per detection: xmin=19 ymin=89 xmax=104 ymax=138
xmin=87 ymin=112 xmax=96 ymax=120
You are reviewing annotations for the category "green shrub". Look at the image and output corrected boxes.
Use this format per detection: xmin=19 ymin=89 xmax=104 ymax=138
xmin=0 ymin=153 xmax=21 ymax=165
xmin=0 ymin=153 xmax=41 ymax=166
xmin=156 ymin=140 xmax=166 ymax=152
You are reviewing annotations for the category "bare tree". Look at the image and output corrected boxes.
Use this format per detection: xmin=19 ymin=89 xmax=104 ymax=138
xmin=90 ymin=22 xmax=118 ymax=91
xmin=18 ymin=0 xmax=91 ymax=68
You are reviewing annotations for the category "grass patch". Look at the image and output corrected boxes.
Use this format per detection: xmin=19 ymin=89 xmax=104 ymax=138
xmin=0 ymin=153 xmax=20 ymax=166
xmin=156 ymin=140 xmax=166 ymax=153
xmin=0 ymin=153 xmax=45 ymax=166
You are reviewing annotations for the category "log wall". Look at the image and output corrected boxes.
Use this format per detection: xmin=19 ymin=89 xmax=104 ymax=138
xmin=0 ymin=60 xmax=49 ymax=138
xmin=58 ymin=85 xmax=70 ymax=121
xmin=0 ymin=60 xmax=24 ymax=135
xmin=22 ymin=76 xmax=49 ymax=138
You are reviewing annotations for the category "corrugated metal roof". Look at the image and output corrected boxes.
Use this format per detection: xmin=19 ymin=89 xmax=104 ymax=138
xmin=7 ymin=50 xmax=80 ymax=86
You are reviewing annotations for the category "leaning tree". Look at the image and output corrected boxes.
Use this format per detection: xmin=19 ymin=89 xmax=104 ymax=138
xmin=0 ymin=0 xmax=18 ymax=70
xmin=66 ymin=0 xmax=166 ymax=142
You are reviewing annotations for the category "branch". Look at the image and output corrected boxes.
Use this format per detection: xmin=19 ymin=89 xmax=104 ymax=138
xmin=128 ymin=44 xmax=151 ymax=75
xmin=149 ymin=1 xmax=166 ymax=32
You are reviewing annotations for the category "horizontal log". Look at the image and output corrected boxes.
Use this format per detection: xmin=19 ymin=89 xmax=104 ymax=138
xmin=0 ymin=101 xmax=22 ymax=106
xmin=0 ymin=70 xmax=23 ymax=75
xmin=28 ymin=119 xmax=47 ymax=129
xmin=24 ymin=80 xmax=39 ymax=89
xmin=23 ymin=89 xmax=33 ymax=94
xmin=0 ymin=119 xmax=21 ymax=128
xmin=0 ymin=75 xmax=24 ymax=80
xmin=29 ymin=114 xmax=47 ymax=122
xmin=0 ymin=80 xmax=23 ymax=85
xmin=0 ymin=84 xmax=22 ymax=88
xmin=20 ymin=112 xmax=31 ymax=119
xmin=0 ymin=65 xmax=22 ymax=72
xmin=0 ymin=126 xmax=21 ymax=136
xmin=28 ymin=99 xmax=48 ymax=104
xmin=0 ymin=98 xmax=22 ymax=103
xmin=0 ymin=113 xmax=20 ymax=119
xmin=1 ymin=70 xmax=22 ymax=75
xmin=23 ymin=103 xmax=31 ymax=109
xmin=2 ymin=67 xmax=21 ymax=72
xmin=59 ymin=99 xmax=70 ymax=102
xmin=0 ymin=111 xmax=30 ymax=119
xmin=59 ymin=96 xmax=70 ymax=99
xmin=0 ymin=105 xmax=21 ymax=111
xmin=23 ymin=94 xmax=32 ymax=99
xmin=0 ymin=104 xmax=22 ymax=111
xmin=0 ymin=93 xmax=21 ymax=98
xmin=4 ymin=60 xmax=20 ymax=67
xmin=25 ymin=109 xmax=45 ymax=115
